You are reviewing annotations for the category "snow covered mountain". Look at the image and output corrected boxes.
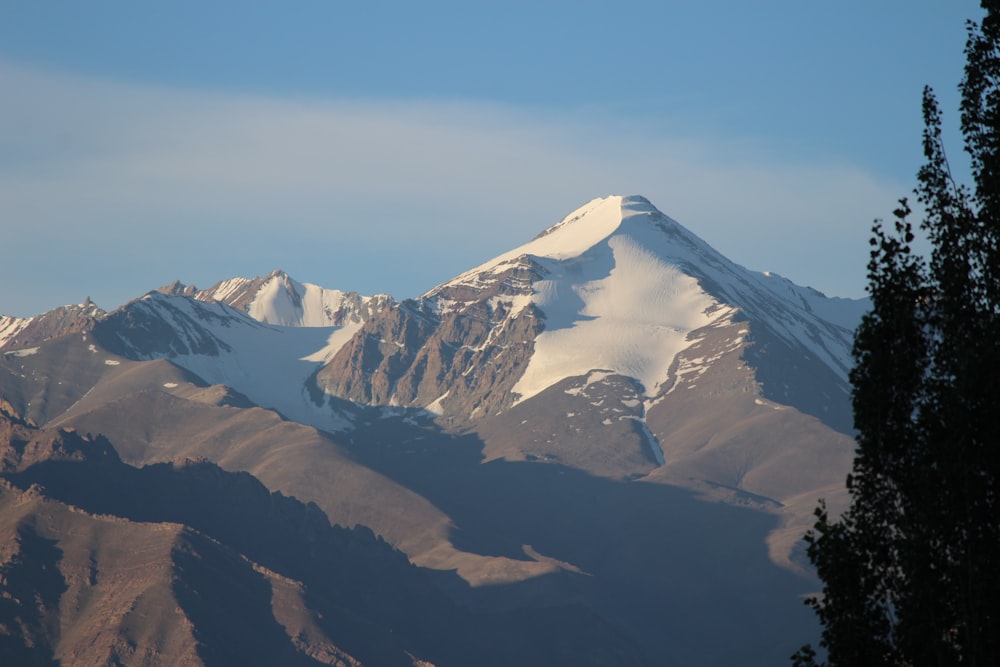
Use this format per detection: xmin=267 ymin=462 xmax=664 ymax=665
xmin=3 ymin=194 xmax=864 ymax=501
xmin=314 ymin=194 xmax=862 ymax=570
xmin=319 ymin=194 xmax=863 ymax=433
xmin=161 ymin=268 xmax=394 ymax=327
xmin=0 ymin=194 xmax=868 ymax=666
xmin=89 ymin=290 xmax=364 ymax=433
xmin=14 ymin=271 xmax=395 ymax=433
xmin=3 ymin=196 xmax=865 ymax=444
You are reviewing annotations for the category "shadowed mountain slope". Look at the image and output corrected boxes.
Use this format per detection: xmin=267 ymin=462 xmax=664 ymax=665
xmin=0 ymin=412 xmax=647 ymax=666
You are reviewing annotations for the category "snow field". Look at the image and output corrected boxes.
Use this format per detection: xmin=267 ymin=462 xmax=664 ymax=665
xmin=247 ymin=274 xmax=361 ymax=327
xmin=510 ymin=197 xmax=732 ymax=402
xmin=133 ymin=294 xmax=354 ymax=432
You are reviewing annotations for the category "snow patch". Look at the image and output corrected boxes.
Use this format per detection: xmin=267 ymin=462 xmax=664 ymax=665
xmin=4 ymin=347 xmax=38 ymax=357
xmin=127 ymin=294 xmax=354 ymax=432
xmin=0 ymin=315 xmax=31 ymax=348
xmin=623 ymin=415 xmax=665 ymax=465
xmin=512 ymin=220 xmax=731 ymax=402
xmin=302 ymin=322 xmax=364 ymax=363
xmin=564 ymin=370 xmax=614 ymax=396
xmin=424 ymin=391 xmax=450 ymax=416
xmin=206 ymin=277 xmax=252 ymax=303
xmin=422 ymin=194 xmax=864 ymax=418
xmin=244 ymin=274 xmax=382 ymax=328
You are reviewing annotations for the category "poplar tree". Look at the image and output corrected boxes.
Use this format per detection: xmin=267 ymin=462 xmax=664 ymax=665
xmin=795 ymin=3 xmax=1000 ymax=664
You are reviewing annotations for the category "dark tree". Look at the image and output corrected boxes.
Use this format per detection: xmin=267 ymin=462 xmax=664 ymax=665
xmin=795 ymin=3 xmax=1000 ymax=665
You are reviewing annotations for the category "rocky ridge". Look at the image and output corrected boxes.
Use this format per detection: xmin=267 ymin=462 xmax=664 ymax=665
xmin=0 ymin=299 xmax=105 ymax=352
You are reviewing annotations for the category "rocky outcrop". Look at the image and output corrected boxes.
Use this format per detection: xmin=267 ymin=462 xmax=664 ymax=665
xmin=0 ymin=300 xmax=105 ymax=352
xmin=0 ymin=411 xmax=115 ymax=473
xmin=317 ymin=290 xmax=545 ymax=425
xmin=428 ymin=255 xmax=546 ymax=308
xmin=316 ymin=300 xmax=439 ymax=405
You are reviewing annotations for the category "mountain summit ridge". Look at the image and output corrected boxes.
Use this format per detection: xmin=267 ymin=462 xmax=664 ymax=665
xmin=403 ymin=194 xmax=864 ymax=415
xmin=0 ymin=193 xmax=865 ymax=665
xmin=2 ymin=194 xmax=866 ymax=437
xmin=155 ymin=269 xmax=395 ymax=328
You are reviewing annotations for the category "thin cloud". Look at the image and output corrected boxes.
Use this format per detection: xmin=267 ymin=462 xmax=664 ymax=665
xmin=1 ymin=61 xmax=902 ymax=316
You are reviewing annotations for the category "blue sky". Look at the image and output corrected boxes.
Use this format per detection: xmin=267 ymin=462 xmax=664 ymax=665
xmin=0 ymin=1 xmax=981 ymax=317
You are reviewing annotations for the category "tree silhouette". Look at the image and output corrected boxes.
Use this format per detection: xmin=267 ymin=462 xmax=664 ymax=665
xmin=796 ymin=3 xmax=1000 ymax=665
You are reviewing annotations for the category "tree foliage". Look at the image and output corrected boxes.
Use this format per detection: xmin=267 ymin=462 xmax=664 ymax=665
xmin=796 ymin=3 xmax=1000 ymax=665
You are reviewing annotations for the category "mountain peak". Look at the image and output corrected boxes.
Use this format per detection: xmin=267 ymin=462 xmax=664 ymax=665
xmin=430 ymin=194 xmax=701 ymax=301
xmin=158 ymin=280 xmax=198 ymax=297
xmin=526 ymin=194 xmax=633 ymax=256
xmin=535 ymin=194 xmax=662 ymax=235
xmin=621 ymin=193 xmax=655 ymax=208
xmin=185 ymin=271 xmax=393 ymax=328
xmin=401 ymin=195 xmax=740 ymax=406
xmin=412 ymin=193 xmax=867 ymax=417
xmin=264 ymin=268 xmax=291 ymax=282
xmin=454 ymin=195 xmax=706 ymax=282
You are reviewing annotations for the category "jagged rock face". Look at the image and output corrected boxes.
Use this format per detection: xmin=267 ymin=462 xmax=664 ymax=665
xmin=409 ymin=300 xmax=543 ymax=421
xmin=429 ymin=255 xmax=546 ymax=307
xmin=315 ymin=256 xmax=559 ymax=423
xmin=316 ymin=300 xmax=440 ymax=404
xmin=317 ymin=293 xmax=545 ymax=424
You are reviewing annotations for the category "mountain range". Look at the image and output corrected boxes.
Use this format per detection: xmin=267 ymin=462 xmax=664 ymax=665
xmin=0 ymin=195 xmax=865 ymax=666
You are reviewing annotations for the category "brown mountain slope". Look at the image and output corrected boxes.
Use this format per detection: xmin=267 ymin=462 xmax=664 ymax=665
xmin=1 ymin=329 xmax=573 ymax=584
xmin=0 ymin=413 xmax=365 ymax=667
xmin=0 ymin=482 xmax=204 ymax=667
xmin=48 ymin=374 xmax=560 ymax=585
xmin=0 ymin=301 xmax=105 ymax=353
xmin=0 ymin=413 xmax=647 ymax=667
xmin=472 ymin=307 xmax=855 ymax=573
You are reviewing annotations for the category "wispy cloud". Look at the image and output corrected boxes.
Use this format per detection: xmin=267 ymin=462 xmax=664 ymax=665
xmin=1 ymin=61 xmax=902 ymax=316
